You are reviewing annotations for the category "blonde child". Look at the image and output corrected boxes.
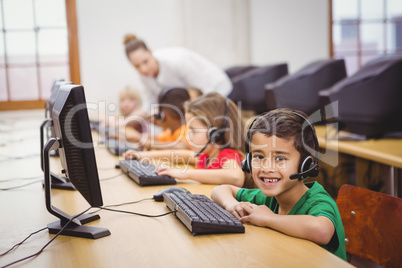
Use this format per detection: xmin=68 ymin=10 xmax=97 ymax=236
xmin=116 ymin=85 xmax=148 ymax=133
xmin=124 ymin=92 xmax=254 ymax=188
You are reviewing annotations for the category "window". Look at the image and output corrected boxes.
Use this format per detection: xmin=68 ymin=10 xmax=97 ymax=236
xmin=0 ymin=0 xmax=79 ymax=110
xmin=331 ymin=0 xmax=402 ymax=75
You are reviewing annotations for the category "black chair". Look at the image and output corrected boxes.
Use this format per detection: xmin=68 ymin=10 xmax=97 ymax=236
xmin=229 ymin=63 xmax=288 ymax=114
xmin=265 ymin=59 xmax=347 ymax=115
xmin=319 ymin=55 xmax=402 ymax=138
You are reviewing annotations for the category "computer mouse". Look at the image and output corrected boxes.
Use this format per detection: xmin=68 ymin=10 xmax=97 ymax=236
xmin=153 ymin=187 xmax=190 ymax=202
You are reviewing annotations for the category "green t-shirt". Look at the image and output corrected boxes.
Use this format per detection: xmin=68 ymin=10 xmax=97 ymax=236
xmin=236 ymin=181 xmax=347 ymax=261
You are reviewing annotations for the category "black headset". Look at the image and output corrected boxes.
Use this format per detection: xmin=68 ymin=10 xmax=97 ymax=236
xmin=241 ymin=111 xmax=320 ymax=180
xmin=195 ymin=98 xmax=230 ymax=157
xmin=154 ymin=87 xmax=189 ymax=121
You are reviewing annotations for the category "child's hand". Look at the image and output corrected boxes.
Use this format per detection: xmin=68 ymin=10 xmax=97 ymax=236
xmin=226 ymin=202 xmax=254 ymax=221
xmin=239 ymin=204 xmax=273 ymax=227
xmin=156 ymin=167 xmax=187 ymax=180
xmin=107 ymin=132 xmax=123 ymax=141
xmin=123 ymin=150 xmax=141 ymax=159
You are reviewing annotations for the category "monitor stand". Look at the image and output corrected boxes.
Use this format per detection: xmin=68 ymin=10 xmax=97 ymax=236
xmin=43 ymin=138 xmax=110 ymax=239
xmin=40 ymin=119 xmax=75 ymax=191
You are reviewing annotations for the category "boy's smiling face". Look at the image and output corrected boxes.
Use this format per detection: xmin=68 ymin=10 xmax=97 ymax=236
xmin=250 ymin=132 xmax=302 ymax=198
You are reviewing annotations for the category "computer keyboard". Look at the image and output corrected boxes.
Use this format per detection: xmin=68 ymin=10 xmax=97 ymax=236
xmin=119 ymin=159 xmax=176 ymax=186
xmin=163 ymin=191 xmax=245 ymax=236
xmin=106 ymin=138 xmax=139 ymax=156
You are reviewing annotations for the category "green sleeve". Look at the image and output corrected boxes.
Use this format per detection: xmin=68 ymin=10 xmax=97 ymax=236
xmin=235 ymin=188 xmax=268 ymax=205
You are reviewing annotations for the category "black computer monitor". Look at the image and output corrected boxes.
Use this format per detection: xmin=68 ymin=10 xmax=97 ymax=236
xmin=45 ymin=79 xmax=69 ymax=118
xmin=265 ymin=59 xmax=347 ymax=115
xmin=40 ymin=79 xmax=75 ymax=190
xmin=43 ymin=84 xmax=110 ymax=239
xmin=319 ymin=55 xmax=402 ymax=138
xmin=229 ymin=63 xmax=288 ymax=114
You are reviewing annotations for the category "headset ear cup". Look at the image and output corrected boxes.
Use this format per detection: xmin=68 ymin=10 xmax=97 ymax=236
xmin=299 ymin=156 xmax=313 ymax=180
xmin=241 ymin=153 xmax=252 ymax=173
xmin=208 ymin=127 xmax=218 ymax=143
xmin=300 ymin=156 xmax=313 ymax=173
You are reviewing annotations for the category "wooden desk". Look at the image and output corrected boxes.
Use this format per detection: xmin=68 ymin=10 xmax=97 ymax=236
xmin=315 ymin=125 xmax=402 ymax=196
xmin=0 ymin=112 xmax=351 ymax=268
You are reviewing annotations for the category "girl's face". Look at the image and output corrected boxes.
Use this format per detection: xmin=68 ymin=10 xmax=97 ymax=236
xmin=128 ymin=48 xmax=158 ymax=77
xmin=185 ymin=113 xmax=210 ymax=153
xmin=249 ymin=132 xmax=301 ymax=198
xmin=120 ymin=96 xmax=138 ymax=116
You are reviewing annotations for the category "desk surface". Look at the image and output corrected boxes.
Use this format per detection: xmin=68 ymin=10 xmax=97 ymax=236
xmin=0 ymin=110 xmax=352 ymax=268
xmin=315 ymin=125 xmax=402 ymax=169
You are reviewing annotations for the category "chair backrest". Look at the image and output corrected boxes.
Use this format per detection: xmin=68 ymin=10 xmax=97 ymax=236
xmin=336 ymin=184 xmax=402 ymax=267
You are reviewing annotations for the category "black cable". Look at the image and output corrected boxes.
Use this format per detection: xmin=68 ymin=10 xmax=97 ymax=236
xmin=0 ymin=207 xmax=92 ymax=268
xmin=0 ymin=180 xmax=42 ymax=190
xmin=99 ymin=173 xmax=123 ymax=181
xmin=97 ymin=167 xmax=117 ymax=171
xmin=89 ymin=197 xmax=154 ymax=214
xmin=0 ymin=227 xmax=47 ymax=257
xmin=100 ymin=207 xmax=177 ymax=218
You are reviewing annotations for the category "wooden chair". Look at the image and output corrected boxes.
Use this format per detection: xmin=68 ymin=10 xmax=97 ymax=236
xmin=336 ymin=184 xmax=402 ymax=267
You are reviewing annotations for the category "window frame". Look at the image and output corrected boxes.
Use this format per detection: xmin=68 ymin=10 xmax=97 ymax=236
xmin=0 ymin=0 xmax=80 ymax=111
xmin=330 ymin=0 xmax=402 ymax=74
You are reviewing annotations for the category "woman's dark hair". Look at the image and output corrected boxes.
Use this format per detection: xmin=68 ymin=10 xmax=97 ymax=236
xmin=123 ymin=34 xmax=148 ymax=57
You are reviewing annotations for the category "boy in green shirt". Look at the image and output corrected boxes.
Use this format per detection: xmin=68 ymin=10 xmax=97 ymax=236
xmin=211 ymin=108 xmax=347 ymax=260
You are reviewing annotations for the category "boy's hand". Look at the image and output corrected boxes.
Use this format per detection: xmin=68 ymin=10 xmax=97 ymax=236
xmin=226 ymin=202 xmax=253 ymax=221
xmin=240 ymin=204 xmax=274 ymax=227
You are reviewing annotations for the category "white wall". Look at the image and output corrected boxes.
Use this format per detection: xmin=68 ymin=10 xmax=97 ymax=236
xmin=250 ymin=0 xmax=330 ymax=72
xmin=75 ymin=0 xmax=250 ymax=117
xmin=75 ymin=0 xmax=329 ymax=117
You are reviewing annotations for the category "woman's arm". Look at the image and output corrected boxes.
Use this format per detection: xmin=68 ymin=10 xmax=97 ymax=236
xmin=157 ymin=159 xmax=245 ymax=187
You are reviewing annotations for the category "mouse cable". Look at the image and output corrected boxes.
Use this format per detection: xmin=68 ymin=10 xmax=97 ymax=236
xmin=99 ymin=173 xmax=124 ymax=181
xmin=97 ymin=166 xmax=118 ymax=171
xmin=0 ymin=227 xmax=47 ymax=257
xmin=0 ymin=179 xmax=42 ymax=191
xmin=0 ymin=207 xmax=91 ymax=268
xmin=99 ymin=207 xmax=177 ymax=218
xmin=89 ymin=197 xmax=154 ymax=214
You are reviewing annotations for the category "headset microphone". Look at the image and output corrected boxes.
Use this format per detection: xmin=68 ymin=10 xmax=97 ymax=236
xmin=195 ymin=139 xmax=211 ymax=157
